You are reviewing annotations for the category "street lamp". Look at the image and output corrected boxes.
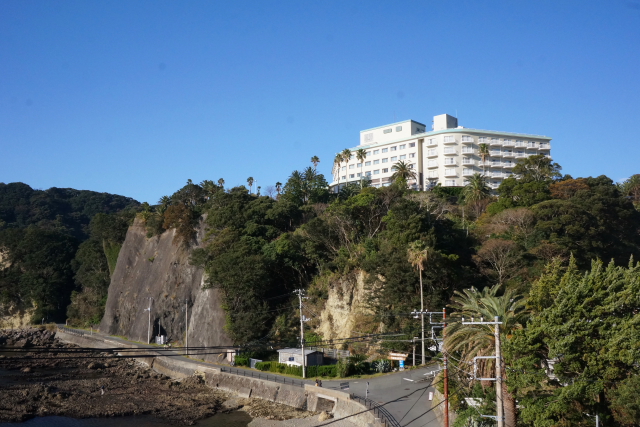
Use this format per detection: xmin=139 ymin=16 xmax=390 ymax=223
xmin=144 ymin=297 xmax=153 ymax=344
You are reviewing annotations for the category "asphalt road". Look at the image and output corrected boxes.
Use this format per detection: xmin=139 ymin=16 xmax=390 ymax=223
xmin=57 ymin=326 xmax=442 ymax=427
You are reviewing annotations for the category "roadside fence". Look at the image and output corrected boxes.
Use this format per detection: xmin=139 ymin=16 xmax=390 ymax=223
xmin=220 ymin=366 xmax=306 ymax=388
xmin=352 ymin=394 xmax=402 ymax=427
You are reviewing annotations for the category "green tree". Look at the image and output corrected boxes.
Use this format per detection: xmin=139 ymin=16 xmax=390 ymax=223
xmin=391 ymin=160 xmax=416 ymax=188
xmin=479 ymin=143 xmax=490 ymax=176
xmin=247 ymin=177 xmax=255 ymax=194
xmin=311 ymin=155 xmax=320 ymax=172
xmin=355 ymin=148 xmax=368 ymax=187
xmin=446 ymin=284 xmax=528 ymax=427
xmin=505 ymin=258 xmax=640 ymax=427
xmin=217 ymin=178 xmax=225 ymax=189
xmin=407 ymin=241 xmax=436 ymax=365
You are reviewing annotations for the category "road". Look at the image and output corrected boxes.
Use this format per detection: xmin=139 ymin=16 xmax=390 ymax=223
xmin=58 ymin=326 xmax=442 ymax=427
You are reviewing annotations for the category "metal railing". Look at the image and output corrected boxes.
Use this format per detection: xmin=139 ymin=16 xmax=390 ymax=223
xmin=58 ymin=326 xmax=84 ymax=337
xmin=220 ymin=366 xmax=307 ymax=388
xmin=352 ymin=394 xmax=402 ymax=427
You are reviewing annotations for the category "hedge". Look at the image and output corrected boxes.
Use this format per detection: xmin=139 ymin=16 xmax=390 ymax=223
xmin=254 ymin=361 xmax=337 ymax=377
xmin=234 ymin=356 xmax=250 ymax=367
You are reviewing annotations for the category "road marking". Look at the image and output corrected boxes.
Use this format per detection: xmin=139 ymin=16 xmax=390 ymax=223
xmin=403 ymin=378 xmax=415 ymax=382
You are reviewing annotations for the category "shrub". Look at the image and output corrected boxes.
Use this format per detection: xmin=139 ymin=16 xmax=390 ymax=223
xmin=234 ymin=356 xmax=250 ymax=367
xmin=372 ymin=359 xmax=391 ymax=373
xmin=336 ymin=360 xmax=355 ymax=377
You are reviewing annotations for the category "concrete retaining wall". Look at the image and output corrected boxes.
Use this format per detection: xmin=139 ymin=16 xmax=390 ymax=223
xmin=56 ymin=329 xmax=381 ymax=427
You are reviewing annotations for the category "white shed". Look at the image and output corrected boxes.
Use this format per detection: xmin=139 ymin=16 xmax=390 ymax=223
xmin=277 ymin=348 xmax=324 ymax=366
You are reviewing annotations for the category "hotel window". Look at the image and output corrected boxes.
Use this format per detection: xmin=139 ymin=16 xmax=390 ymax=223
xmin=366 ymin=151 xmax=371 ymax=156
xmin=462 ymin=158 xmax=473 ymax=164
xmin=396 ymin=126 xmax=402 ymax=131
xmin=373 ymin=149 xmax=379 ymax=154
xmin=399 ymin=144 xmax=406 ymax=150
xmin=349 ymin=174 xmax=355 ymax=178
xmin=409 ymin=153 xmax=416 ymax=158
xmin=409 ymin=142 xmax=416 ymax=147
xmin=374 ymin=159 xmax=380 ymax=164
xmin=382 ymin=168 xmax=389 ymax=173
xmin=382 ymin=158 xmax=388 ymax=163
xmin=463 ymin=168 xmax=473 ymax=175
xmin=341 ymin=176 xmax=346 ymax=180
xmin=479 ymin=137 xmax=487 ymax=143
xmin=373 ymin=169 xmax=380 ymax=175
xmin=515 ymin=140 xmax=524 ymax=146
xmin=365 ymin=161 xmax=371 ymax=166
xmin=349 ymin=164 xmax=355 ymax=169
xmin=444 ymin=147 xmax=456 ymax=154
xmin=427 ymin=149 xmax=437 ymax=156
xmin=445 ymin=180 xmax=457 ymax=186
xmin=428 ymin=138 xmax=437 ymax=145
xmin=391 ymin=156 xmax=398 ymax=161
xmin=503 ymin=139 xmax=512 ymax=144
xmin=462 ymin=147 xmax=474 ymax=153
xmin=491 ymin=149 xmax=500 ymax=155
xmin=540 ymin=142 xmax=549 ymax=148
xmin=429 ymin=171 xmax=438 ymax=178
xmin=357 ymin=163 xmax=362 ymax=167
xmin=444 ymin=136 xmax=455 ymax=142
xmin=400 ymin=154 xmax=407 ymax=160
xmin=428 ymin=160 xmax=438 ymax=167
xmin=444 ymin=158 xmax=456 ymax=165
xmin=461 ymin=135 xmax=473 ymax=142
xmin=365 ymin=171 xmax=372 ymax=176
xmin=357 ymin=173 xmax=362 ymax=177
xmin=445 ymin=168 xmax=456 ymax=175
xmin=382 ymin=148 xmax=388 ymax=153
xmin=341 ymin=167 xmax=346 ymax=171
xmin=527 ymin=141 xmax=537 ymax=148
xmin=351 ymin=155 xmax=355 ymax=160
xmin=491 ymin=138 xmax=499 ymax=144
xmin=383 ymin=128 xmax=392 ymax=134
xmin=390 ymin=146 xmax=397 ymax=151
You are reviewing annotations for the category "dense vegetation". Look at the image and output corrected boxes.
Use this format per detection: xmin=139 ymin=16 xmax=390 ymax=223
xmin=0 ymin=183 xmax=139 ymax=322
xmin=2 ymin=157 xmax=640 ymax=425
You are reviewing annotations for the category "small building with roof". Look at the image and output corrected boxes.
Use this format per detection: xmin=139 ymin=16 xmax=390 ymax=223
xmin=277 ymin=348 xmax=324 ymax=366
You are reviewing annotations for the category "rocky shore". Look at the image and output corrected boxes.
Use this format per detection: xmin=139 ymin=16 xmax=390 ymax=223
xmin=0 ymin=328 xmax=317 ymax=425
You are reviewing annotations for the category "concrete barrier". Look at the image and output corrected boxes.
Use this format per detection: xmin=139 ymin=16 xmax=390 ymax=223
xmin=55 ymin=328 xmax=384 ymax=427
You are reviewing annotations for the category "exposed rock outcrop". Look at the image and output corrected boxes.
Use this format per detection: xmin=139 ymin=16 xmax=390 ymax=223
xmin=99 ymin=218 xmax=232 ymax=361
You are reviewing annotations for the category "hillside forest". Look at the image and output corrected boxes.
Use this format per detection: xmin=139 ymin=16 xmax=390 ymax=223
xmin=1 ymin=156 xmax=640 ymax=426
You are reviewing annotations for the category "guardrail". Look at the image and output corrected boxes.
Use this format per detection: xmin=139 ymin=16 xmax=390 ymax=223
xmin=352 ymin=394 xmax=401 ymax=427
xmin=220 ymin=366 xmax=307 ymax=388
xmin=57 ymin=326 xmax=85 ymax=337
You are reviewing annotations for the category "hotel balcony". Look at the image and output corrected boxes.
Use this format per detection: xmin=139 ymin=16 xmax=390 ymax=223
xmin=502 ymin=150 xmax=515 ymax=158
xmin=444 ymin=170 xmax=458 ymax=177
xmin=427 ymin=163 xmax=439 ymax=168
xmin=443 ymin=161 xmax=458 ymax=167
xmin=502 ymin=139 xmax=515 ymax=147
xmin=426 ymin=140 xmax=438 ymax=147
xmin=515 ymin=152 xmax=526 ymax=158
xmin=443 ymin=138 xmax=457 ymax=145
xmin=443 ymin=148 xmax=458 ymax=155
xmin=462 ymin=169 xmax=476 ymax=176
xmin=502 ymin=161 xmax=515 ymax=168
xmin=462 ymin=159 xmax=476 ymax=166
xmin=461 ymin=137 xmax=474 ymax=144
xmin=426 ymin=151 xmax=438 ymax=158
xmin=461 ymin=148 xmax=475 ymax=154
xmin=490 ymin=162 xmax=503 ymax=168
xmin=490 ymin=139 xmax=502 ymax=146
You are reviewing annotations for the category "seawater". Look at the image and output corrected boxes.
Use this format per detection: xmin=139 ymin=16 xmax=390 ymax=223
xmin=0 ymin=412 xmax=252 ymax=427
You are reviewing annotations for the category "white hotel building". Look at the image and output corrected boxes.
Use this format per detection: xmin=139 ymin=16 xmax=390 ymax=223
xmin=331 ymin=114 xmax=552 ymax=191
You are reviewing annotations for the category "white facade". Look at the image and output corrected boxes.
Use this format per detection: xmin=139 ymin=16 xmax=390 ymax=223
xmin=332 ymin=114 xmax=552 ymax=191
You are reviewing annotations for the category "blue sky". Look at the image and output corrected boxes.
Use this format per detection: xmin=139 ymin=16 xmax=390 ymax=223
xmin=1 ymin=0 xmax=639 ymax=203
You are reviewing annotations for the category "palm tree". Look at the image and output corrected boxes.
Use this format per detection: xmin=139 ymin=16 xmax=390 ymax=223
xmin=391 ymin=160 xmax=417 ymax=187
xmin=479 ymin=143 xmax=490 ymax=176
xmin=355 ymin=148 xmax=367 ymax=187
xmin=311 ymin=155 xmax=320 ymax=172
xmin=333 ymin=153 xmax=343 ymax=192
xmin=463 ymin=173 xmax=491 ymax=203
xmin=621 ymin=174 xmax=640 ymax=204
xmin=275 ymin=182 xmax=282 ymax=196
xmin=247 ymin=177 xmax=254 ymax=194
xmin=217 ymin=178 xmax=225 ymax=189
xmin=445 ymin=284 xmax=528 ymax=427
xmin=408 ymin=241 xmax=436 ymax=365
xmin=200 ymin=180 xmax=217 ymax=200
xmin=341 ymin=149 xmax=352 ymax=185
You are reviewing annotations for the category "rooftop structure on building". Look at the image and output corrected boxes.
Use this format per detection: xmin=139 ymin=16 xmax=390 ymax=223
xmin=331 ymin=114 xmax=552 ymax=191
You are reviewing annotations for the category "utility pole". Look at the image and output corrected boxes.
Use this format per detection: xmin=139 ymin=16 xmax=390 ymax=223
xmin=462 ymin=315 xmax=504 ymax=427
xmin=144 ymin=297 xmax=153 ymax=344
xmin=443 ymin=308 xmax=449 ymax=427
xmin=296 ymin=289 xmax=306 ymax=379
xmin=184 ymin=299 xmax=189 ymax=356
xmin=412 ymin=337 xmax=418 ymax=367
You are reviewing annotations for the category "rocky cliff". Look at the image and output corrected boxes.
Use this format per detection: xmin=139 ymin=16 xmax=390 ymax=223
xmin=99 ymin=218 xmax=232 ymax=361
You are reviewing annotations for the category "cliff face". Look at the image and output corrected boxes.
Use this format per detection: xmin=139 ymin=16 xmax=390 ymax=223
xmin=99 ymin=218 xmax=232 ymax=361
xmin=314 ymin=270 xmax=381 ymax=342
